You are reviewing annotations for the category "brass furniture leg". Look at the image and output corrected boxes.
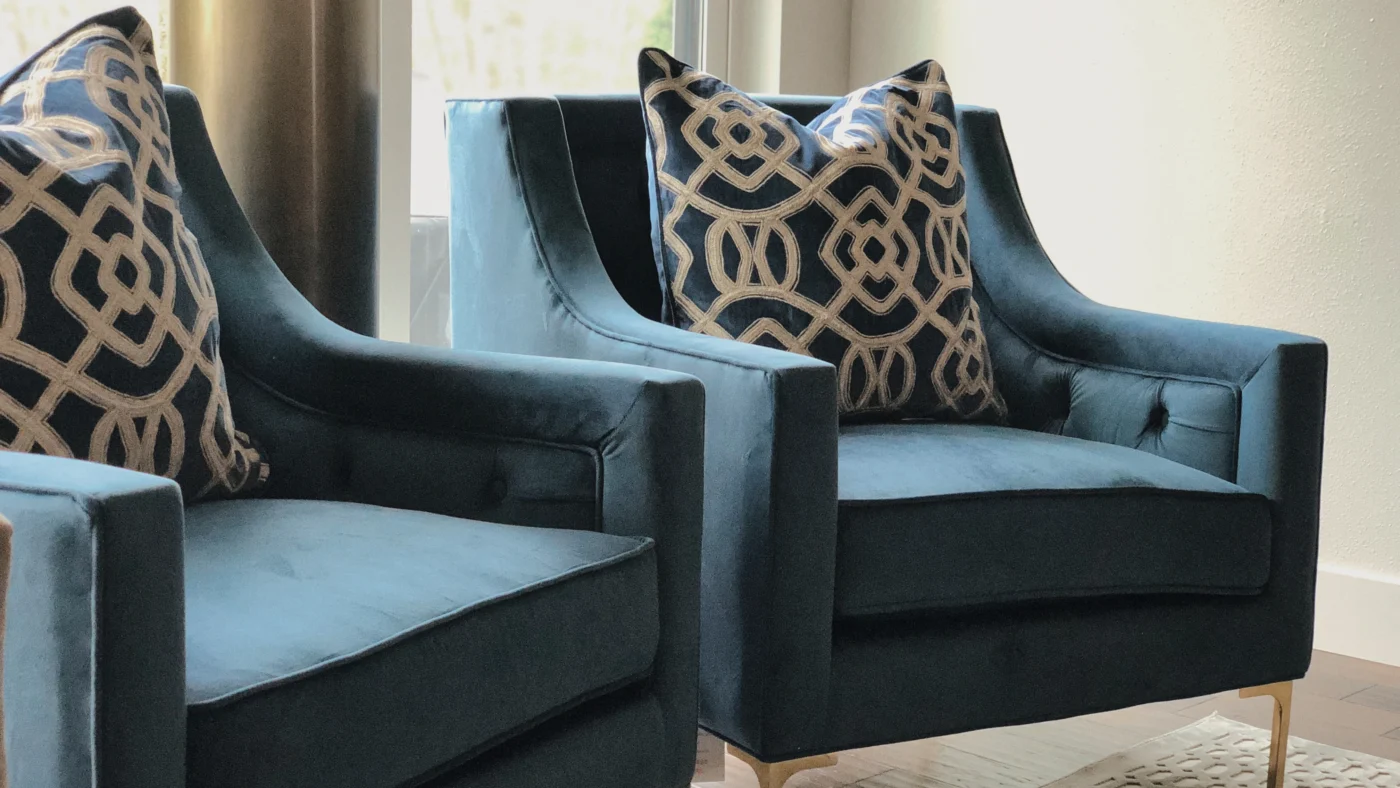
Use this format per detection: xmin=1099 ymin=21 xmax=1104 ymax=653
xmin=1240 ymin=681 xmax=1292 ymax=788
xmin=726 ymin=743 xmax=837 ymax=788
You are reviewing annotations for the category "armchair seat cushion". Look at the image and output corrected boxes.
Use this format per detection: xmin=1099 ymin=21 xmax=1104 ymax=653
xmin=183 ymin=499 xmax=659 ymax=788
xmin=834 ymin=424 xmax=1272 ymax=619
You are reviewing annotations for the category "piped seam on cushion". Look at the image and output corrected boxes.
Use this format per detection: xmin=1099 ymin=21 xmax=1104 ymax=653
xmin=187 ymin=535 xmax=656 ymax=708
xmin=835 ymin=581 xmax=1269 ymax=620
xmin=837 ymin=486 xmax=1272 ymax=507
xmin=402 ymin=671 xmax=658 ymax=786
xmin=1160 ymin=418 xmax=1236 ymax=435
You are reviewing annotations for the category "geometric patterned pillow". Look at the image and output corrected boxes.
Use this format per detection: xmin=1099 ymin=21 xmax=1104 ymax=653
xmin=0 ymin=8 xmax=267 ymax=501
xmin=639 ymin=49 xmax=1006 ymax=423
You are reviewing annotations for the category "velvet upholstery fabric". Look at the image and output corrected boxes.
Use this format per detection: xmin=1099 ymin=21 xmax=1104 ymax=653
xmin=444 ymin=93 xmax=1326 ymax=762
xmin=169 ymin=85 xmax=706 ymax=788
xmin=0 ymin=452 xmax=185 ymax=788
xmin=835 ymin=424 xmax=1271 ymax=617
xmin=184 ymin=499 xmax=659 ymax=788
xmin=425 ymin=693 xmax=666 ymax=788
xmin=0 ymin=85 xmax=706 ymax=788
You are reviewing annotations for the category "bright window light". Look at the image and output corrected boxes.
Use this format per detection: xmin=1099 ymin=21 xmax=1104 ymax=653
xmin=0 ymin=1 xmax=169 ymax=75
xmin=407 ymin=0 xmax=682 ymax=345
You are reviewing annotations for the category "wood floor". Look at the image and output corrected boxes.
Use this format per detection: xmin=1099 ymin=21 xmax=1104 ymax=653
xmin=702 ymin=650 xmax=1400 ymax=787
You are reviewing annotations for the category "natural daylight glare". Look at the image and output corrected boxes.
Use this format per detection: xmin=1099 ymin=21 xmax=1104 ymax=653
xmin=412 ymin=0 xmax=673 ymax=98
xmin=0 ymin=0 xmax=167 ymax=73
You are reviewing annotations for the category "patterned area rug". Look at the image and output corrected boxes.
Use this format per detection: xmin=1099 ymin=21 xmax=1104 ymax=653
xmin=1044 ymin=715 xmax=1400 ymax=787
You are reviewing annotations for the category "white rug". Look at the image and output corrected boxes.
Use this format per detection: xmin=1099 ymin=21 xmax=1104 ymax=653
xmin=1044 ymin=714 xmax=1400 ymax=787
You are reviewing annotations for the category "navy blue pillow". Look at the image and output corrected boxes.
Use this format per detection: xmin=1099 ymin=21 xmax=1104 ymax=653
xmin=0 ymin=7 xmax=267 ymax=500
xmin=639 ymin=49 xmax=1005 ymax=423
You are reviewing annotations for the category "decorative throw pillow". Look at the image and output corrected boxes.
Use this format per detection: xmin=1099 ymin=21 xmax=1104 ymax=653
xmin=0 ymin=8 xmax=267 ymax=500
xmin=639 ymin=49 xmax=1005 ymax=422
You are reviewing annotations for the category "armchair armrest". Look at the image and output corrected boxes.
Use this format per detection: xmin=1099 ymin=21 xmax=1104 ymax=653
xmin=0 ymin=454 xmax=184 ymax=788
xmin=960 ymin=106 xmax=1326 ymax=675
xmin=446 ymin=97 xmax=840 ymax=757
xmin=958 ymin=104 xmax=1327 ymax=498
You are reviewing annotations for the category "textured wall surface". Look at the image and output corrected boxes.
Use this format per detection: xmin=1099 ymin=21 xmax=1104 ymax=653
xmin=779 ymin=0 xmax=851 ymax=94
xmin=728 ymin=0 xmax=785 ymax=92
xmin=849 ymin=0 xmax=1400 ymax=578
xmin=724 ymin=0 xmax=852 ymax=94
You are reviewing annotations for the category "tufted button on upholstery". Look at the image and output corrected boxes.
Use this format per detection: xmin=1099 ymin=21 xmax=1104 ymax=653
xmin=979 ymin=277 xmax=1241 ymax=481
xmin=488 ymin=477 xmax=508 ymax=503
xmin=1139 ymin=405 xmax=1169 ymax=436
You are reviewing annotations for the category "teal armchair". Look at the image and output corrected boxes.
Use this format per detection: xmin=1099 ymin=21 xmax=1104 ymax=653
xmin=0 ymin=87 xmax=706 ymax=788
xmin=444 ymin=93 xmax=1326 ymax=788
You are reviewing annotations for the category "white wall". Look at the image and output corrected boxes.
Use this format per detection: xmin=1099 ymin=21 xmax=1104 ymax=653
xmin=849 ymin=0 xmax=1400 ymax=663
xmin=779 ymin=0 xmax=851 ymax=95
xmin=722 ymin=0 xmax=851 ymax=93
xmin=727 ymin=0 xmax=785 ymax=91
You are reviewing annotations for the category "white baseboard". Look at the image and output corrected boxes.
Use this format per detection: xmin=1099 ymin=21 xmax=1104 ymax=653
xmin=1314 ymin=565 xmax=1400 ymax=667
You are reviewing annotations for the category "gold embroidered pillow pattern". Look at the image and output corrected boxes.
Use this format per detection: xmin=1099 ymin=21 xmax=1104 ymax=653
xmin=639 ymin=49 xmax=1004 ymax=422
xmin=0 ymin=9 xmax=267 ymax=500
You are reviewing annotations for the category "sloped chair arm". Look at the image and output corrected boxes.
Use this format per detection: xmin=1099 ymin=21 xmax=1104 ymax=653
xmin=959 ymin=104 xmax=1327 ymax=495
xmin=0 ymin=454 xmax=185 ymax=788
xmin=168 ymin=86 xmax=680 ymax=512
xmin=960 ymin=105 xmax=1326 ymax=659
xmin=445 ymin=96 xmax=841 ymax=757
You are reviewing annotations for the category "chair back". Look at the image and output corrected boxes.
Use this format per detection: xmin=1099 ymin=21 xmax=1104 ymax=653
xmin=554 ymin=94 xmax=834 ymax=321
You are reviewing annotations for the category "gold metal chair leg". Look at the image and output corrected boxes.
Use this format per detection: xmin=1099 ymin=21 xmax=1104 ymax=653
xmin=726 ymin=743 xmax=837 ymax=788
xmin=1240 ymin=681 xmax=1292 ymax=788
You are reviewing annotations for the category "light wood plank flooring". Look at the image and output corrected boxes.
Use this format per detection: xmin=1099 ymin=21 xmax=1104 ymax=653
xmin=703 ymin=650 xmax=1400 ymax=787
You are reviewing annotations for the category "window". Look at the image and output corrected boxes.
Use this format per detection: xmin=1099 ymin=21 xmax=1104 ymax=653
xmin=0 ymin=1 xmax=702 ymax=347
xmin=413 ymin=0 xmax=678 ymax=99
xmin=403 ymin=0 xmax=698 ymax=346
xmin=0 ymin=1 xmax=168 ymax=74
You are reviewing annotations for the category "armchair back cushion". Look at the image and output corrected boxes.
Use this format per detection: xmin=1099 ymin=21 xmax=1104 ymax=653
xmin=0 ymin=8 xmax=266 ymax=500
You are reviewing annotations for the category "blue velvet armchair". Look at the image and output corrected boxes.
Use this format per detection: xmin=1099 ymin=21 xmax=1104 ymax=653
xmin=0 ymin=87 xmax=705 ymax=788
xmin=444 ymin=94 xmax=1327 ymax=788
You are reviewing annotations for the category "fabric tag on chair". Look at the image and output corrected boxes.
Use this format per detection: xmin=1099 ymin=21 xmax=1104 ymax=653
xmin=693 ymin=729 xmax=726 ymax=783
